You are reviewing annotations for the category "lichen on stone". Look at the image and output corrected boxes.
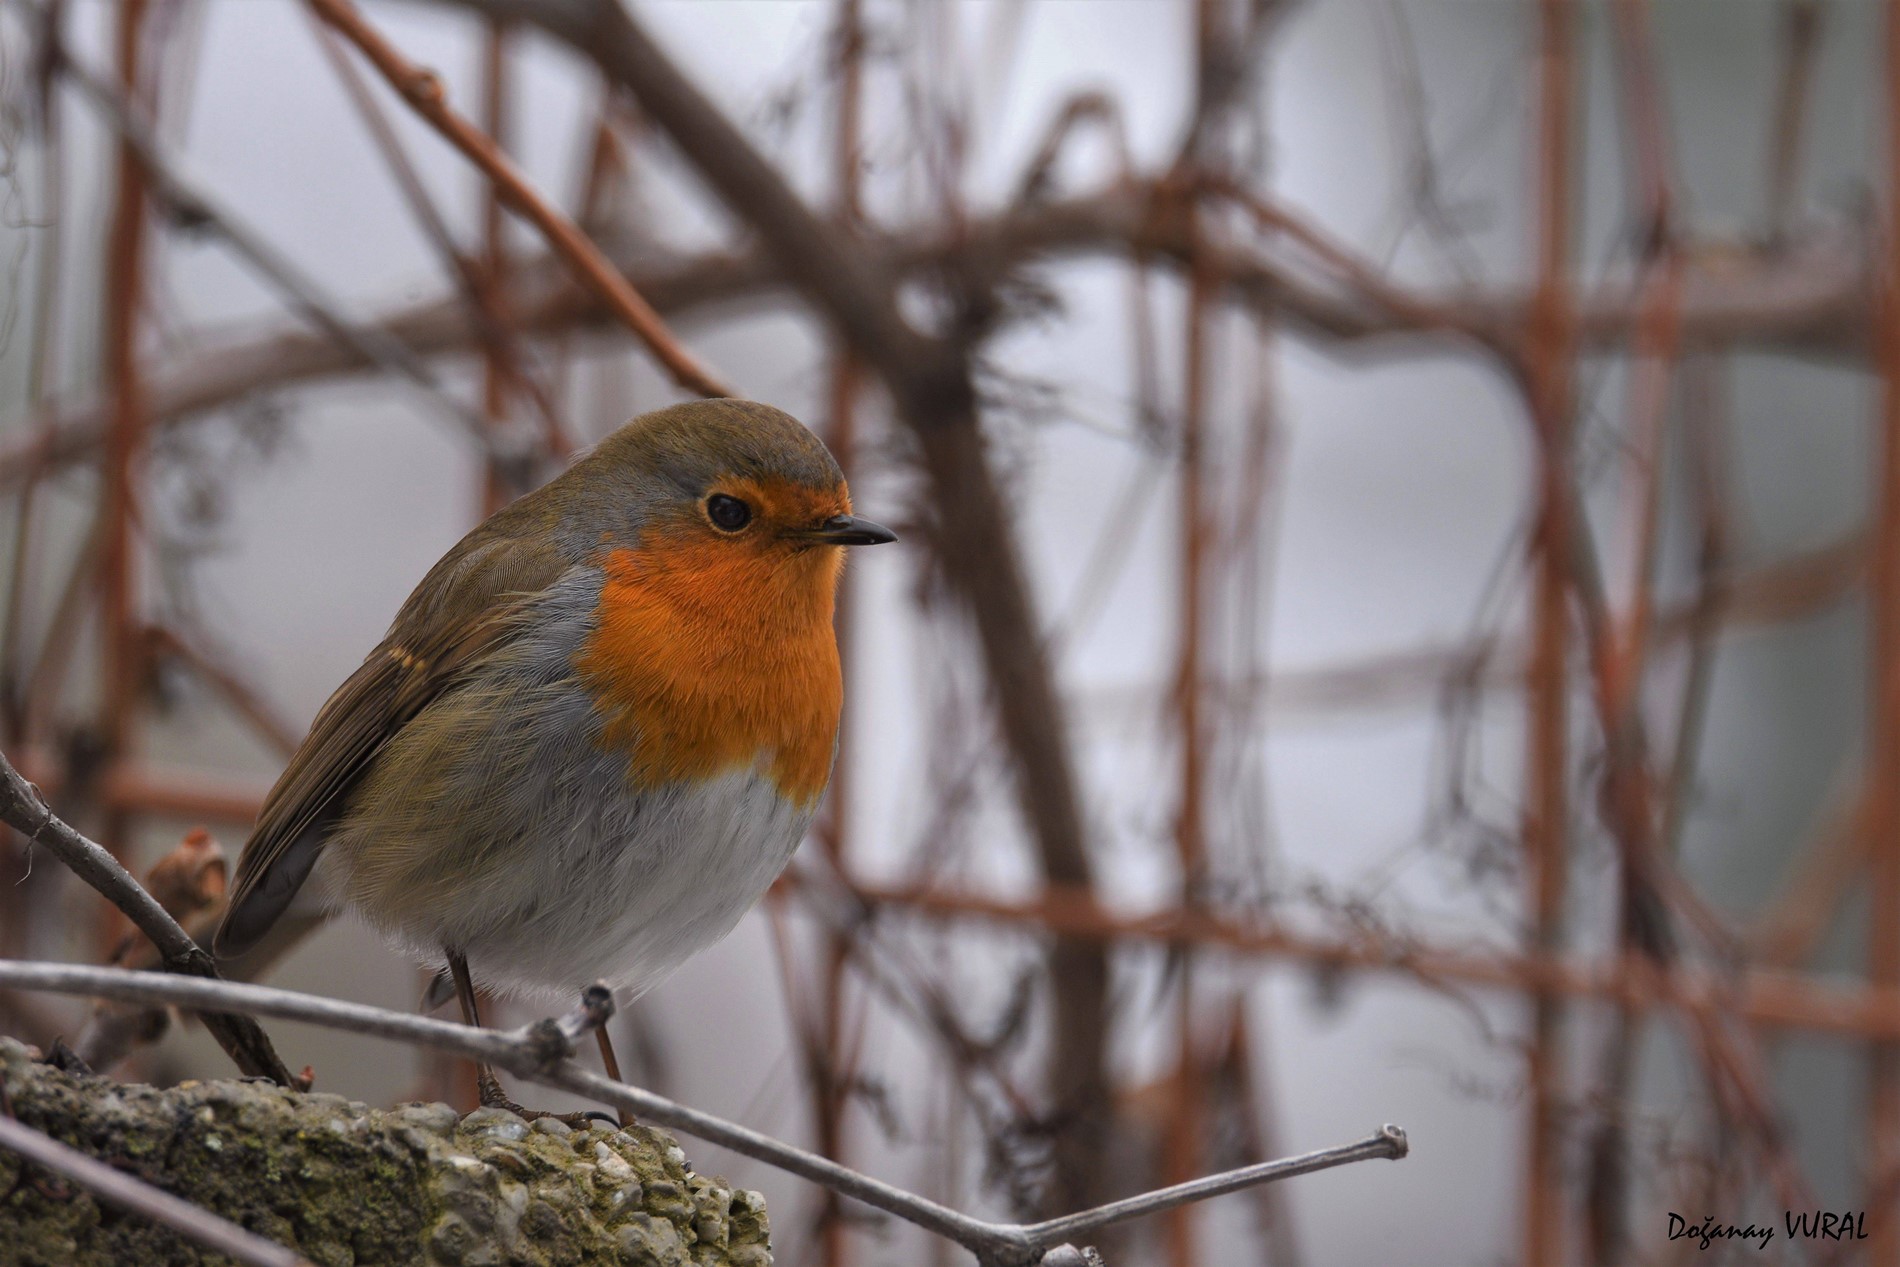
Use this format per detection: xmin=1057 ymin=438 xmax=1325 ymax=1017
xmin=0 ymin=1038 xmax=770 ymax=1266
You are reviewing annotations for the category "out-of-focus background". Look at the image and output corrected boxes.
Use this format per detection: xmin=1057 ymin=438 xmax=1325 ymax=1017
xmin=0 ymin=0 xmax=1891 ymax=1262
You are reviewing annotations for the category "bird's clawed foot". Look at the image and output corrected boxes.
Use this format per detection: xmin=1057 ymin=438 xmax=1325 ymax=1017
xmin=447 ymin=953 xmax=628 ymax=1128
xmin=472 ymin=1064 xmax=616 ymax=1129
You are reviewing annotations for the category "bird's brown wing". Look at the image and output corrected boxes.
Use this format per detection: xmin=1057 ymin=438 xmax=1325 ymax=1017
xmin=215 ymin=524 xmax=574 ymax=958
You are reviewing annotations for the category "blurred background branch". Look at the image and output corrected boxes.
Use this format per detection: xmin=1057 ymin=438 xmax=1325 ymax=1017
xmin=0 ymin=0 xmax=1893 ymax=1263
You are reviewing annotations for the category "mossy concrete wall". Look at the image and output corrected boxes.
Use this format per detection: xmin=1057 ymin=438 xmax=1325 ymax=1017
xmin=0 ymin=1039 xmax=770 ymax=1266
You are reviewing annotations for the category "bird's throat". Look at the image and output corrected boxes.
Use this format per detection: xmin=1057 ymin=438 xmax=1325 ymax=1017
xmin=576 ymin=541 xmax=843 ymax=808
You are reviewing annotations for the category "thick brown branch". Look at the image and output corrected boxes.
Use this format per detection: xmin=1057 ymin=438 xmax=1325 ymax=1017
xmin=553 ymin=0 xmax=1115 ymax=1211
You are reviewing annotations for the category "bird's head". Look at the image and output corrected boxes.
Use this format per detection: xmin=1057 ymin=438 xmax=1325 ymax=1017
xmin=561 ymin=399 xmax=894 ymax=620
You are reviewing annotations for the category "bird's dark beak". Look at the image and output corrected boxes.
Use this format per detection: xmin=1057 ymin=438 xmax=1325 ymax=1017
xmin=804 ymin=514 xmax=897 ymax=546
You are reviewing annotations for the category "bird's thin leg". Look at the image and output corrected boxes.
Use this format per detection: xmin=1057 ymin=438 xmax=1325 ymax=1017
xmin=446 ymin=949 xmax=615 ymax=1127
xmin=447 ymin=949 xmax=515 ymax=1111
xmin=595 ymin=1026 xmax=632 ymax=1128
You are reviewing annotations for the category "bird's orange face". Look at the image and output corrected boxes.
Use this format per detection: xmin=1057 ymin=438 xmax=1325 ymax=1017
xmin=685 ymin=471 xmax=855 ymax=582
xmin=577 ymin=474 xmax=862 ymax=808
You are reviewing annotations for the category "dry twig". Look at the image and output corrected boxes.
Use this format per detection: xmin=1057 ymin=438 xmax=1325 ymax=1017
xmin=305 ymin=0 xmax=734 ymax=400
xmin=0 ymin=1113 xmax=315 ymax=1267
xmin=0 ymin=960 xmax=1404 ymax=1267
xmin=0 ymin=749 xmax=290 ymax=1084
xmin=5 ymin=0 xmax=497 ymax=447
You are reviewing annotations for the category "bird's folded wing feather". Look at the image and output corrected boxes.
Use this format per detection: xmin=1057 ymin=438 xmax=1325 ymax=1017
xmin=215 ymin=526 xmax=574 ymax=956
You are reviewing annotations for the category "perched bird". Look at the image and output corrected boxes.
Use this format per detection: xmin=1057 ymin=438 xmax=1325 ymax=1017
xmin=214 ymin=399 xmax=894 ymax=1112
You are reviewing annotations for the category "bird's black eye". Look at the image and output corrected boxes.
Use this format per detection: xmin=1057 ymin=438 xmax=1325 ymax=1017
xmin=706 ymin=493 xmax=752 ymax=532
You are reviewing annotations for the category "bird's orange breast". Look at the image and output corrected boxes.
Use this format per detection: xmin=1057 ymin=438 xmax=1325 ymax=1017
xmin=574 ymin=535 xmax=843 ymax=809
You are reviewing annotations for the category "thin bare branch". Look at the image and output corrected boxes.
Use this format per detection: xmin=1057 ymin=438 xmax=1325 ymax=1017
xmin=7 ymin=0 xmax=497 ymax=447
xmin=0 ymin=748 xmax=290 ymax=1083
xmin=305 ymin=0 xmax=734 ymax=399
xmin=305 ymin=8 xmax=567 ymax=461
xmin=0 ymin=1113 xmax=316 ymax=1267
xmin=1522 ymin=5 xmax=1576 ymax=1257
xmin=1766 ymin=1 xmax=1824 ymax=246
xmin=1866 ymin=0 xmax=1900 ymax=1245
xmin=799 ymin=871 xmax=1900 ymax=1043
xmin=4 ymin=179 xmax=1877 ymax=514
xmin=0 ymin=960 xmax=1406 ymax=1267
xmin=1016 ymin=1126 xmax=1407 ymax=1247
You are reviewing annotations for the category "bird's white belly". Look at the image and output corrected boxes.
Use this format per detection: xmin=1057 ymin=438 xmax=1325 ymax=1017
xmin=325 ymin=756 xmax=811 ymax=1001
xmin=465 ymin=762 xmax=810 ymax=999
xmin=516 ymin=763 xmax=805 ymax=1002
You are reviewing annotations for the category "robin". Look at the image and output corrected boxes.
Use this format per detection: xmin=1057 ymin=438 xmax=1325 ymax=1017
xmin=213 ymin=399 xmax=894 ymax=1114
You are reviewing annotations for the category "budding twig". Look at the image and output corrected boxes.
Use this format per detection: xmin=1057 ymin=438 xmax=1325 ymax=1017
xmin=0 ymin=751 xmax=292 ymax=1084
xmin=0 ymin=960 xmax=1406 ymax=1265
